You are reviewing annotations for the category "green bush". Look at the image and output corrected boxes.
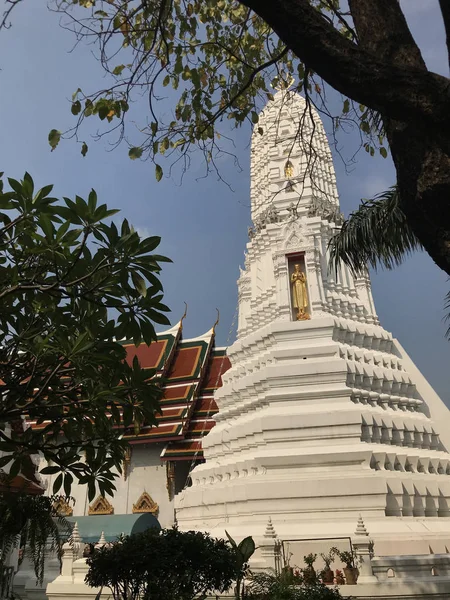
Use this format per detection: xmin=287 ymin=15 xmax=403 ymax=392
xmin=246 ymin=570 xmax=346 ymax=600
xmin=85 ymin=527 xmax=242 ymax=600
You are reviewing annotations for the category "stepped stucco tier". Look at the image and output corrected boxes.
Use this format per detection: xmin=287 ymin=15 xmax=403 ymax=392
xmin=175 ymin=89 xmax=450 ymax=558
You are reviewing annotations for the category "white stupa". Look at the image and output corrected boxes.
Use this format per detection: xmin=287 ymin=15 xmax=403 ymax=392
xmin=175 ymin=89 xmax=450 ymax=557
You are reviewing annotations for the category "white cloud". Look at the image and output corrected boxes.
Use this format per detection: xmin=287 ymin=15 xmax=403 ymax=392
xmin=360 ymin=175 xmax=392 ymax=199
xmin=136 ymin=226 xmax=151 ymax=239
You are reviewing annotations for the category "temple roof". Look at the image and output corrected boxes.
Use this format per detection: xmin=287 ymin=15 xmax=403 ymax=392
xmin=0 ymin=473 xmax=44 ymax=495
xmin=124 ymin=321 xmax=230 ymax=461
xmin=27 ymin=320 xmax=230 ymax=462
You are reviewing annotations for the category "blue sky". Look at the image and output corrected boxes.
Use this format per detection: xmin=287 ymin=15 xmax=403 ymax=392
xmin=0 ymin=1 xmax=449 ymax=402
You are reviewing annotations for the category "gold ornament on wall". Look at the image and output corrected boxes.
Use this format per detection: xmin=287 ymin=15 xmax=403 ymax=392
xmin=291 ymin=263 xmax=310 ymax=320
xmin=132 ymin=491 xmax=159 ymax=516
xmin=88 ymin=495 xmax=114 ymax=515
xmin=53 ymin=497 xmax=73 ymax=517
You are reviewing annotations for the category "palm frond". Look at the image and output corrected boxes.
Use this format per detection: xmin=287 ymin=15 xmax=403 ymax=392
xmin=0 ymin=493 xmax=71 ymax=585
xmin=366 ymin=109 xmax=385 ymax=136
xmin=329 ymin=185 xmax=422 ymax=275
xmin=444 ymin=290 xmax=450 ymax=340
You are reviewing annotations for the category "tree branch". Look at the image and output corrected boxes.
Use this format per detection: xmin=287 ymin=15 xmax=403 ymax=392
xmin=348 ymin=0 xmax=425 ymax=69
xmin=239 ymin=0 xmax=450 ymax=132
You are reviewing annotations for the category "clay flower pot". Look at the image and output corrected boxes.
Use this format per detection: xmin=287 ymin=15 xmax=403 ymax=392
xmin=344 ymin=566 xmax=358 ymax=585
xmin=322 ymin=567 xmax=334 ymax=584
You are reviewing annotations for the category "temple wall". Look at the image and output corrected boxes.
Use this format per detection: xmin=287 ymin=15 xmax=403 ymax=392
xmin=41 ymin=444 xmax=175 ymax=528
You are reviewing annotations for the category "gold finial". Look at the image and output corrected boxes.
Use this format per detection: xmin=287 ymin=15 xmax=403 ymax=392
xmin=180 ymin=302 xmax=188 ymax=330
xmin=212 ymin=308 xmax=220 ymax=334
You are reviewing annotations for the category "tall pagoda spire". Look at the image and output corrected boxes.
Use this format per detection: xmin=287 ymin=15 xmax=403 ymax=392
xmin=176 ymin=92 xmax=450 ymax=561
xmin=250 ymin=88 xmax=339 ymax=224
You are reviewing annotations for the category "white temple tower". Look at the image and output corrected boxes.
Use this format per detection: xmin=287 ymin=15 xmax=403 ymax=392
xmin=176 ymin=89 xmax=450 ymax=556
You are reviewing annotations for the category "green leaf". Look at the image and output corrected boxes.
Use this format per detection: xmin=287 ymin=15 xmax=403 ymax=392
xmin=63 ymin=473 xmax=73 ymax=497
xmin=343 ymin=99 xmax=350 ymax=114
xmin=81 ymin=142 xmax=88 ymax=157
xmin=88 ymin=189 xmax=97 ymax=212
xmin=48 ymin=129 xmax=61 ymax=152
xmin=53 ymin=473 xmax=63 ymax=494
xmin=8 ymin=459 xmax=21 ymax=479
xmin=129 ymin=147 xmax=143 ymax=160
xmin=155 ymin=164 xmax=163 ymax=182
xmin=71 ymin=101 xmax=82 ymax=115
xmin=131 ymin=271 xmax=147 ymax=297
xmin=141 ymin=320 xmax=156 ymax=346
xmin=380 ymin=147 xmax=388 ymax=159
xmin=112 ymin=64 xmax=126 ymax=76
xmin=39 ymin=213 xmax=54 ymax=239
xmin=238 ymin=536 xmax=255 ymax=562
xmin=40 ymin=466 xmax=62 ymax=475
xmin=225 ymin=530 xmax=238 ymax=549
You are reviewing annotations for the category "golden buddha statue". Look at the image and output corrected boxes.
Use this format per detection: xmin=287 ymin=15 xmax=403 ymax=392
xmin=291 ymin=263 xmax=309 ymax=320
xmin=284 ymin=160 xmax=294 ymax=179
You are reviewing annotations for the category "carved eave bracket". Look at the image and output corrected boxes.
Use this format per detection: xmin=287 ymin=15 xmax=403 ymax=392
xmin=88 ymin=495 xmax=114 ymax=515
xmin=166 ymin=461 xmax=176 ymax=501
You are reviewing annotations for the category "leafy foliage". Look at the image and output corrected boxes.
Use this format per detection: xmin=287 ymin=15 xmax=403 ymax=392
xmin=85 ymin=527 xmax=241 ymax=600
xmin=246 ymin=569 xmax=345 ymax=600
xmin=225 ymin=530 xmax=256 ymax=599
xmin=0 ymin=172 xmax=171 ymax=499
xmin=329 ymin=186 xmax=422 ymax=275
xmin=0 ymin=493 xmax=71 ymax=584
xmin=51 ymin=0 xmax=386 ymax=172
xmin=329 ymin=549 xmax=354 ymax=570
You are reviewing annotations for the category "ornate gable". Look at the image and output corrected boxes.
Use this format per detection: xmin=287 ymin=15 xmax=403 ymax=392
xmin=53 ymin=497 xmax=73 ymax=516
xmin=132 ymin=491 xmax=159 ymax=515
xmin=88 ymin=495 xmax=114 ymax=515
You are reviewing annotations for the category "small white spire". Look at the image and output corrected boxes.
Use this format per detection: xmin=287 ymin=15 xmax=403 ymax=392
xmin=355 ymin=514 xmax=369 ymax=537
xmin=264 ymin=517 xmax=277 ymax=539
xmin=71 ymin=522 xmax=81 ymax=545
xmin=69 ymin=521 xmax=83 ymax=559
xmin=95 ymin=531 xmax=107 ymax=548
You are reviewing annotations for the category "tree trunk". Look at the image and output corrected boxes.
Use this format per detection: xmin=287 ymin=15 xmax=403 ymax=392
xmin=349 ymin=0 xmax=450 ymax=275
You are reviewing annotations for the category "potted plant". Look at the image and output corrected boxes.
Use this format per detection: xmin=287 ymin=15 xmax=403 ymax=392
xmin=320 ymin=550 xmax=335 ymax=585
xmin=335 ymin=569 xmax=345 ymax=585
xmin=331 ymin=548 xmax=358 ymax=585
xmin=302 ymin=553 xmax=318 ymax=585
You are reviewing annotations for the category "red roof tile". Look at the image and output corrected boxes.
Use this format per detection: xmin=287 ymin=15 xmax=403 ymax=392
xmin=0 ymin=475 xmax=44 ymax=495
xmin=28 ymin=322 xmax=231 ymax=460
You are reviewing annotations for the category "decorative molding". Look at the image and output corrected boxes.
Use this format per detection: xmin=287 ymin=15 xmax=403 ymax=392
xmin=238 ymin=276 xmax=251 ymax=301
xmin=307 ymin=195 xmax=344 ymax=225
xmin=282 ymin=222 xmax=307 ymax=251
xmin=272 ymin=252 xmax=288 ymax=280
xmin=53 ymin=497 xmax=73 ymax=517
xmin=132 ymin=491 xmax=159 ymax=515
xmin=88 ymin=495 xmax=114 ymax=516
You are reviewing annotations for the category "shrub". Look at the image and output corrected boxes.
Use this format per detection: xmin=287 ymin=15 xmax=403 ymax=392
xmin=85 ymin=527 xmax=241 ymax=600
